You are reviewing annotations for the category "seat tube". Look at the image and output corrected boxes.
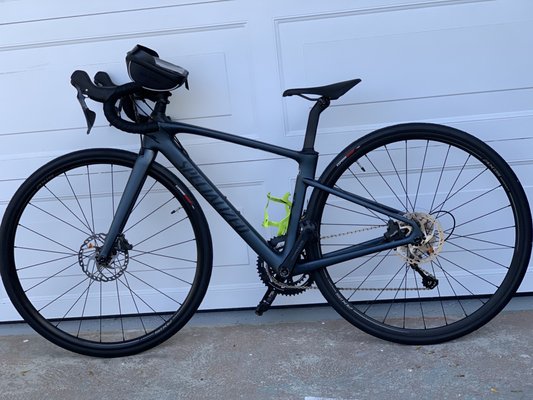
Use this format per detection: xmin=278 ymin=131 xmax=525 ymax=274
xmin=302 ymin=97 xmax=330 ymax=151
xmin=98 ymin=147 xmax=157 ymax=260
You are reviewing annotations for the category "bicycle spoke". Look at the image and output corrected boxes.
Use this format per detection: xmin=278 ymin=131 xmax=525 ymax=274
xmin=43 ymin=184 xmax=93 ymax=235
xmin=432 ymin=154 xmax=471 ymax=215
xmin=17 ymin=254 xmax=77 ymax=271
xmin=430 ymin=167 xmax=491 ymax=214
xmin=413 ymin=140 xmax=429 ymax=211
xmin=130 ymin=250 xmax=196 ymax=265
xmin=29 ymin=202 xmax=92 ymax=236
xmin=56 ymin=278 xmax=96 ymax=330
xmin=449 ymin=205 xmax=511 ymax=230
xmin=76 ymin=278 xmax=96 ymax=337
xmin=412 ymin=268 xmax=427 ymax=329
xmin=115 ymin=279 xmax=125 ymax=341
xmin=429 ymin=260 xmax=448 ymax=326
xmin=111 ymin=164 xmax=116 ymax=217
xmin=444 ymin=185 xmax=501 ymax=214
xmin=364 ymin=154 xmax=407 ymax=211
xmin=429 ymin=144 xmax=451 ymax=212
xmin=37 ymin=277 xmax=89 ymax=313
xmin=128 ymin=257 xmax=193 ymax=286
xmin=325 ymin=201 xmax=386 ymax=221
xmin=86 ymin=165 xmax=96 ymax=234
xmin=19 ymin=224 xmax=78 ymax=254
xmin=346 ymin=250 xmax=392 ymax=301
xmin=133 ymin=216 xmax=189 ymax=247
xmin=133 ymin=238 xmax=196 ymax=252
xmin=384 ymin=144 xmax=413 ymax=211
xmin=124 ymin=196 xmax=176 ymax=234
xmin=333 ymin=251 xmax=383 ymax=285
xmin=64 ymin=172 xmax=94 ymax=234
xmin=405 ymin=141 xmax=408 ymax=212
xmin=446 ymin=233 xmax=514 ymax=249
xmin=437 ymin=253 xmax=500 ymax=288
xmin=446 ymin=225 xmax=515 ymax=238
xmin=25 ymin=259 xmax=80 ymax=292
xmin=342 ymin=169 xmax=388 ymax=223
xmin=444 ymin=241 xmax=510 ymax=271
xmin=122 ymin=273 xmax=150 ymax=335
xmin=380 ymin=264 xmax=409 ymax=324
xmin=123 ymin=270 xmax=184 ymax=306
xmin=435 ymin=257 xmax=486 ymax=307
xmin=129 ymin=178 xmax=159 ymax=215
xmin=361 ymin=260 xmax=407 ymax=315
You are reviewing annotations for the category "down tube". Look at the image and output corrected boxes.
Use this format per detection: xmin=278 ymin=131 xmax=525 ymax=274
xmin=158 ymin=135 xmax=283 ymax=268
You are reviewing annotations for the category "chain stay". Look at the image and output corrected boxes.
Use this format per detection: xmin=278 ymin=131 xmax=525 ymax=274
xmin=272 ymin=223 xmax=433 ymax=292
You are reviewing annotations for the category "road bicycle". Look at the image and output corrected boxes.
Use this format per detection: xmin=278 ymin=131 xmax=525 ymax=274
xmin=1 ymin=45 xmax=531 ymax=357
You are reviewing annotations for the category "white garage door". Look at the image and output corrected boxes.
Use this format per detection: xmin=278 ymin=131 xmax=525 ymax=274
xmin=1 ymin=0 xmax=532 ymax=321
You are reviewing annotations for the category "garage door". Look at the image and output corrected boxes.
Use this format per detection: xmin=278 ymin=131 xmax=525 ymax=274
xmin=1 ymin=0 xmax=532 ymax=321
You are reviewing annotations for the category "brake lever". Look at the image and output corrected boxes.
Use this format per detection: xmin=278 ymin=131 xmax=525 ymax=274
xmin=75 ymin=86 xmax=96 ymax=134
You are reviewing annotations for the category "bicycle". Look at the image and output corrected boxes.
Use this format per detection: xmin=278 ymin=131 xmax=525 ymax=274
xmin=0 ymin=44 xmax=531 ymax=358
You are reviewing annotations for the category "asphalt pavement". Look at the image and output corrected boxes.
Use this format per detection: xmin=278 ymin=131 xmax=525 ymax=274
xmin=0 ymin=297 xmax=532 ymax=400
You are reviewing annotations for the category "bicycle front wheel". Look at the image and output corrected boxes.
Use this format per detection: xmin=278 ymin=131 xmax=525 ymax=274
xmin=308 ymin=123 xmax=531 ymax=344
xmin=0 ymin=149 xmax=212 ymax=357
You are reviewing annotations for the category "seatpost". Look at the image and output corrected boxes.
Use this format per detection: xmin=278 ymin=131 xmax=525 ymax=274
xmin=302 ymin=96 xmax=330 ymax=152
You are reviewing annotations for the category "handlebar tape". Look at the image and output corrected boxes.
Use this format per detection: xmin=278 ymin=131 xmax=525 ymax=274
xmin=102 ymin=83 xmax=159 ymax=134
xmin=94 ymin=71 xmax=149 ymax=125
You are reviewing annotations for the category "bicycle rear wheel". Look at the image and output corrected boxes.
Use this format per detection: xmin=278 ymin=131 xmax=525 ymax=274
xmin=308 ymin=123 xmax=531 ymax=344
xmin=0 ymin=149 xmax=212 ymax=357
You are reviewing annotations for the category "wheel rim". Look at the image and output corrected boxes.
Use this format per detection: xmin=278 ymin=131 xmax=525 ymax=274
xmin=8 ymin=156 xmax=205 ymax=348
xmin=313 ymin=132 xmax=526 ymax=335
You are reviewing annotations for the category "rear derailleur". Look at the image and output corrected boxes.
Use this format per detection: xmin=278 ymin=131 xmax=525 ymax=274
xmin=385 ymin=219 xmax=439 ymax=290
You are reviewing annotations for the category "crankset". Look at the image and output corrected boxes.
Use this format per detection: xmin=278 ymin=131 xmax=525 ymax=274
xmin=255 ymin=236 xmax=313 ymax=315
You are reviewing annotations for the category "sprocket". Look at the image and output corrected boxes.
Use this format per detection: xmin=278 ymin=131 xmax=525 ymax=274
xmin=256 ymin=235 xmax=314 ymax=296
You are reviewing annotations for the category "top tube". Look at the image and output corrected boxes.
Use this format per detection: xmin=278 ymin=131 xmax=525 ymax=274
xmin=159 ymin=120 xmax=314 ymax=161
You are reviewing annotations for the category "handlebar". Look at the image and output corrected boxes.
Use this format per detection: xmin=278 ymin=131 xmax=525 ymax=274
xmin=70 ymin=70 xmax=160 ymax=134
xmin=103 ymin=82 xmax=159 ymax=134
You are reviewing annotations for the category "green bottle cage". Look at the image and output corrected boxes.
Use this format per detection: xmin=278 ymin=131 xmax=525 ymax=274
xmin=262 ymin=192 xmax=292 ymax=236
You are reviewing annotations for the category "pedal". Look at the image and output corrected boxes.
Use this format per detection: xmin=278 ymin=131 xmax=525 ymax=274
xmin=255 ymin=287 xmax=278 ymax=316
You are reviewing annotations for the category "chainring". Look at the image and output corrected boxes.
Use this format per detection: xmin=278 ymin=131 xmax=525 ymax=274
xmin=256 ymin=236 xmax=314 ymax=296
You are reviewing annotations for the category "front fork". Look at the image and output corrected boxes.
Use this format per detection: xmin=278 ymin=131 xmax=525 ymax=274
xmin=97 ymin=147 xmax=157 ymax=262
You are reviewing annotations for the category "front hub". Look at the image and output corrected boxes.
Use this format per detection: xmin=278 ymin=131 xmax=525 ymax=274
xmin=78 ymin=233 xmax=129 ymax=282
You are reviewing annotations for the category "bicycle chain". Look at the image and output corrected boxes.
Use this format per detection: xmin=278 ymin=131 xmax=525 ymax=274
xmin=270 ymin=224 xmax=431 ymax=292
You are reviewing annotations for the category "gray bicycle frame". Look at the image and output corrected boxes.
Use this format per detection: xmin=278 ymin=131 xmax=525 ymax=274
xmin=99 ymin=118 xmax=422 ymax=276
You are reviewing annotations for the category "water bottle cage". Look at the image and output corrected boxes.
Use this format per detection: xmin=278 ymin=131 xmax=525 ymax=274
xmin=262 ymin=192 xmax=292 ymax=236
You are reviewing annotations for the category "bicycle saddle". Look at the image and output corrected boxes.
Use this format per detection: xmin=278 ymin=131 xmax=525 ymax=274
xmin=283 ymin=78 xmax=361 ymax=100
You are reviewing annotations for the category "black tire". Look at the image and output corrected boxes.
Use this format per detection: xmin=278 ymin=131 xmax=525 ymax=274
xmin=0 ymin=149 xmax=213 ymax=357
xmin=308 ymin=123 xmax=532 ymax=344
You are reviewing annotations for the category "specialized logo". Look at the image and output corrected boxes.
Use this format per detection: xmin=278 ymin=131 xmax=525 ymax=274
xmin=179 ymin=161 xmax=249 ymax=234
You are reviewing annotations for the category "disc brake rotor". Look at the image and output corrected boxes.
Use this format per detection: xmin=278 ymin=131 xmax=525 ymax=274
xmin=395 ymin=212 xmax=445 ymax=264
xmin=78 ymin=233 xmax=129 ymax=282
